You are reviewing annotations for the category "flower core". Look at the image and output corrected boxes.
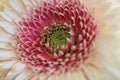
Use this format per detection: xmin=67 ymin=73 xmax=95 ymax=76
xmin=41 ymin=24 xmax=70 ymax=49
xmin=16 ymin=0 xmax=97 ymax=74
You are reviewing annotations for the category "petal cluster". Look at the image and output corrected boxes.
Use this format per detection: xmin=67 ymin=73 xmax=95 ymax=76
xmin=17 ymin=0 xmax=97 ymax=74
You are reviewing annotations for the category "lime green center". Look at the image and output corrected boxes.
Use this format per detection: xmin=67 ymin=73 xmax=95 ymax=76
xmin=48 ymin=25 xmax=70 ymax=48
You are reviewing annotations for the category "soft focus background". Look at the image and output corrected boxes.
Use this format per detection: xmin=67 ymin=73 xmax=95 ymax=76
xmin=0 ymin=0 xmax=9 ymax=11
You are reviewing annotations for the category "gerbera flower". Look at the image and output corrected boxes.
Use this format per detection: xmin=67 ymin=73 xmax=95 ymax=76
xmin=0 ymin=0 xmax=120 ymax=80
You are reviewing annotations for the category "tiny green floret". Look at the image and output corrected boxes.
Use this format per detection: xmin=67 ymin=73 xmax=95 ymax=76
xmin=48 ymin=24 xmax=70 ymax=48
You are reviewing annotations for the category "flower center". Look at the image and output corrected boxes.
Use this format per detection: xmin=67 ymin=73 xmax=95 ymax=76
xmin=43 ymin=24 xmax=70 ymax=49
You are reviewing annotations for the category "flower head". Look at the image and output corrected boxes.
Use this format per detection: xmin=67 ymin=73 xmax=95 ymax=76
xmin=0 ymin=0 xmax=120 ymax=80
xmin=17 ymin=0 xmax=97 ymax=73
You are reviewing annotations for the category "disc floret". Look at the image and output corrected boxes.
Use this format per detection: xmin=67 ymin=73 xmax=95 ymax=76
xmin=47 ymin=24 xmax=70 ymax=49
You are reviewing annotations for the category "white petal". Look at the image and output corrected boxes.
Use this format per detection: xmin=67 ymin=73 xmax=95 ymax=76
xmin=0 ymin=21 xmax=17 ymax=34
xmin=30 ymin=0 xmax=38 ymax=6
xmin=5 ymin=62 xmax=27 ymax=80
xmin=47 ymin=77 xmax=55 ymax=80
xmin=0 ymin=61 xmax=16 ymax=80
xmin=66 ymin=72 xmax=87 ymax=80
xmin=22 ymin=0 xmax=33 ymax=7
xmin=54 ymin=71 xmax=86 ymax=80
xmin=0 ymin=11 xmax=13 ymax=22
xmin=31 ymin=75 xmax=39 ymax=80
xmin=83 ymin=65 xmax=119 ymax=80
xmin=53 ymin=74 xmax=67 ymax=80
xmin=0 ymin=34 xmax=13 ymax=43
xmin=84 ymin=53 xmax=120 ymax=80
xmin=0 ymin=49 xmax=16 ymax=58
xmin=10 ymin=0 xmax=25 ymax=14
xmin=1 ymin=61 xmax=16 ymax=69
xmin=4 ymin=7 xmax=21 ymax=22
xmin=15 ymin=69 xmax=33 ymax=80
xmin=0 ymin=42 xmax=13 ymax=49
xmin=77 ymin=71 xmax=87 ymax=80
xmin=105 ymin=66 xmax=120 ymax=79
xmin=0 ymin=27 xmax=8 ymax=35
